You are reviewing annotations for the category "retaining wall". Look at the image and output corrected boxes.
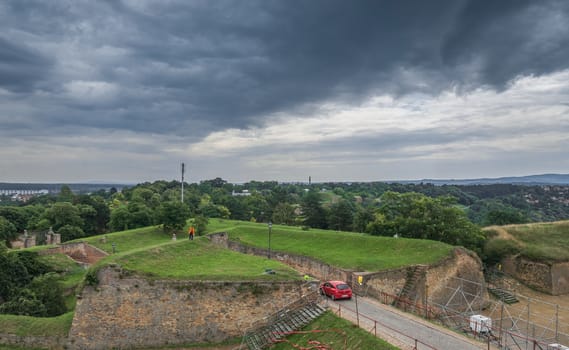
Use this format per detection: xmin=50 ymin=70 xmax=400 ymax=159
xmin=503 ymin=257 xmax=569 ymax=295
xmin=68 ymin=265 xmax=311 ymax=350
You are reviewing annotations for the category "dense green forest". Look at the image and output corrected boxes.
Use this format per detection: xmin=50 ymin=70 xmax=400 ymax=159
xmin=1 ymin=179 xmax=568 ymax=247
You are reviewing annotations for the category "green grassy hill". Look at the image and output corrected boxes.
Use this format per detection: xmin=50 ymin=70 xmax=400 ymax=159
xmin=208 ymin=219 xmax=454 ymax=271
xmin=484 ymin=220 xmax=569 ymax=263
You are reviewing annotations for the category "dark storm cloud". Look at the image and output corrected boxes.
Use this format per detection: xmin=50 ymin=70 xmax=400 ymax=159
xmin=441 ymin=0 xmax=569 ymax=89
xmin=1 ymin=0 xmax=569 ymax=137
xmin=0 ymin=37 xmax=53 ymax=92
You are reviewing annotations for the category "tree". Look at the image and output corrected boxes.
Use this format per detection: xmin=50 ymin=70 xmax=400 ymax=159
xmin=58 ymin=225 xmax=85 ymax=241
xmin=57 ymin=185 xmax=74 ymax=202
xmin=300 ymin=191 xmax=328 ymax=229
xmin=0 ymin=216 xmax=18 ymax=246
xmin=29 ymin=273 xmax=66 ymax=316
xmin=353 ymin=207 xmax=375 ymax=233
xmin=194 ymin=215 xmax=209 ymax=236
xmin=0 ymin=207 xmax=27 ymax=232
xmin=201 ymin=177 xmax=228 ymax=188
xmin=327 ymin=199 xmax=354 ymax=231
xmin=43 ymin=202 xmax=83 ymax=231
xmin=370 ymin=191 xmax=486 ymax=253
xmin=272 ymin=203 xmax=296 ymax=225
xmin=0 ymin=246 xmax=31 ymax=302
xmin=158 ymin=201 xmax=190 ymax=233
xmin=0 ymin=288 xmax=47 ymax=317
xmin=109 ymin=206 xmax=131 ymax=231
xmin=484 ymin=208 xmax=528 ymax=226
xmin=127 ymin=202 xmax=154 ymax=228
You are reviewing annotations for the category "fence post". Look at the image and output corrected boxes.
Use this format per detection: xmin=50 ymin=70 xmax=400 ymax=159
xmin=374 ymin=320 xmax=377 ymax=337
xmin=355 ymin=292 xmax=360 ymax=328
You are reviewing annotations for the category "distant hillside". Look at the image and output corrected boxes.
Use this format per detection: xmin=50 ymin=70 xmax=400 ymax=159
xmin=400 ymin=173 xmax=569 ymax=186
xmin=0 ymin=182 xmax=131 ymax=194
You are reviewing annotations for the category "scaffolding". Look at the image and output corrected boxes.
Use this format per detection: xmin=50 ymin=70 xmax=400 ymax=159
xmin=429 ymin=276 xmax=569 ymax=350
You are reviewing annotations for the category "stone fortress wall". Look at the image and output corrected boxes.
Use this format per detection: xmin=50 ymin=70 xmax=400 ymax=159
xmin=68 ymin=265 xmax=312 ymax=350
xmin=503 ymin=256 xmax=569 ymax=295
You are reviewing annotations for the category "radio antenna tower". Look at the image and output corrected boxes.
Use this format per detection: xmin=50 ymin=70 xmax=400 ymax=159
xmin=181 ymin=162 xmax=185 ymax=203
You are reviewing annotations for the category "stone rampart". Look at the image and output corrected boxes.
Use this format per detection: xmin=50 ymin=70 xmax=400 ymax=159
xmin=503 ymin=257 xmax=569 ymax=295
xmin=209 ymin=233 xmax=487 ymax=310
xmin=68 ymin=265 xmax=311 ymax=350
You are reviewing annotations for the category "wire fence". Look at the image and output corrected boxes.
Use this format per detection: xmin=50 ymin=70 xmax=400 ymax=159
xmin=331 ymin=299 xmax=438 ymax=350
xmin=364 ymin=289 xmax=569 ymax=350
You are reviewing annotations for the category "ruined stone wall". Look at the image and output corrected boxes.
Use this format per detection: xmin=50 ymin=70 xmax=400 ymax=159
xmin=38 ymin=242 xmax=108 ymax=264
xmin=502 ymin=257 xmax=569 ymax=295
xmin=68 ymin=265 xmax=311 ymax=350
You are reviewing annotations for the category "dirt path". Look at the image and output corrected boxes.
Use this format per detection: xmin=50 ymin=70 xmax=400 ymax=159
xmin=484 ymin=226 xmax=525 ymax=246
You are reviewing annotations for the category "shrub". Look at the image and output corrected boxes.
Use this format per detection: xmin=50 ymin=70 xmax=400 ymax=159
xmin=483 ymin=239 xmax=522 ymax=265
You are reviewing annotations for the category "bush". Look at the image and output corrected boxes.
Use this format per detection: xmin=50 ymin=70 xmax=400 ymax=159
xmin=58 ymin=225 xmax=85 ymax=242
xmin=483 ymin=239 xmax=522 ymax=266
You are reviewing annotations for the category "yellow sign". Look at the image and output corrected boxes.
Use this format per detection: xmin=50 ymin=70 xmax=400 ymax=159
xmin=357 ymin=275 xmax=363 ymax=285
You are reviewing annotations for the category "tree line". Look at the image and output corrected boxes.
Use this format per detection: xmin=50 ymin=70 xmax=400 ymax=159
xmin=2 ymin=178 xmax=567 ymax=251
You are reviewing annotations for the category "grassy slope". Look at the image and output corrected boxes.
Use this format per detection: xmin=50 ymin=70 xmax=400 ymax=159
xmin=208 ymin=219 xmax=454 ymax=271
xmin=113 ymin=237 xmax=302 ymax=281
xmin=0 ymin=312 xmax=74 ymax=337
xmin=270 ymin=311 xmax=399 ymax=350
xmin=486 ymin=220 xmax=569 ymax=262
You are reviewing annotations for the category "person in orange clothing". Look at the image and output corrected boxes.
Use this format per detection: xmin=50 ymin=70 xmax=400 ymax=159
xmin=188 ymin=226 xmax=195 ymax=240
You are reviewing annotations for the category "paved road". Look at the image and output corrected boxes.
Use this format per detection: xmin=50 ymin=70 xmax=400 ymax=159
xmin=327 ymin=296 xmax=495 ymax=350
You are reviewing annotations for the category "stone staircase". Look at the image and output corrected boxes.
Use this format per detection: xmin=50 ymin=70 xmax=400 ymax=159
xmin=243 ymin=302 xmax=327 ymax=350
xmin=394 ymin=264 xmax=428 ymax=309
xmin=488 ymin=287 xmax=519 ymax=304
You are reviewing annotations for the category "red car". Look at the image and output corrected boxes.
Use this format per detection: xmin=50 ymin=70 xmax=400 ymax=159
xmin=319 ymin=280 xmax=352 ymax=300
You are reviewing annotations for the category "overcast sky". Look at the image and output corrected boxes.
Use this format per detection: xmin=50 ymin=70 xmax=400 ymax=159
xmin=1 ymin=0 xmax=568 ymax=184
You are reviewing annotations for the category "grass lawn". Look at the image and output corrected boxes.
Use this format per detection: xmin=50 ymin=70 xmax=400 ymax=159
xmin=77 ymin=225 xmax=172 ymax=254
xmin=111 ymin=237 xmax=302 ymax=281
xmin=208 ymin=219 xmax=453 ymax=271
xmin=270 ymin=311 xmax=399 ymax=350
xmin=497 ymin=221 xmax=569 ymax=262
xmin=0 ymin=312 xmax=74 ymax=337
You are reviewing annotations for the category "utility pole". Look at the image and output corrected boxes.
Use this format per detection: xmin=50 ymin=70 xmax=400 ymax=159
xmin=181 ymin=162 xmax=185 ymax=203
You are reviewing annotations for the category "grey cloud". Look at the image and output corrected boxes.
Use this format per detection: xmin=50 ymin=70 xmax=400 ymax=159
xmin=442 ymin=0 xmax=569 ymax=88
xmin=1 ymin=0 xmax=569 ymax=138
xmin=0 ymin=37 xmax=53 ymax=92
